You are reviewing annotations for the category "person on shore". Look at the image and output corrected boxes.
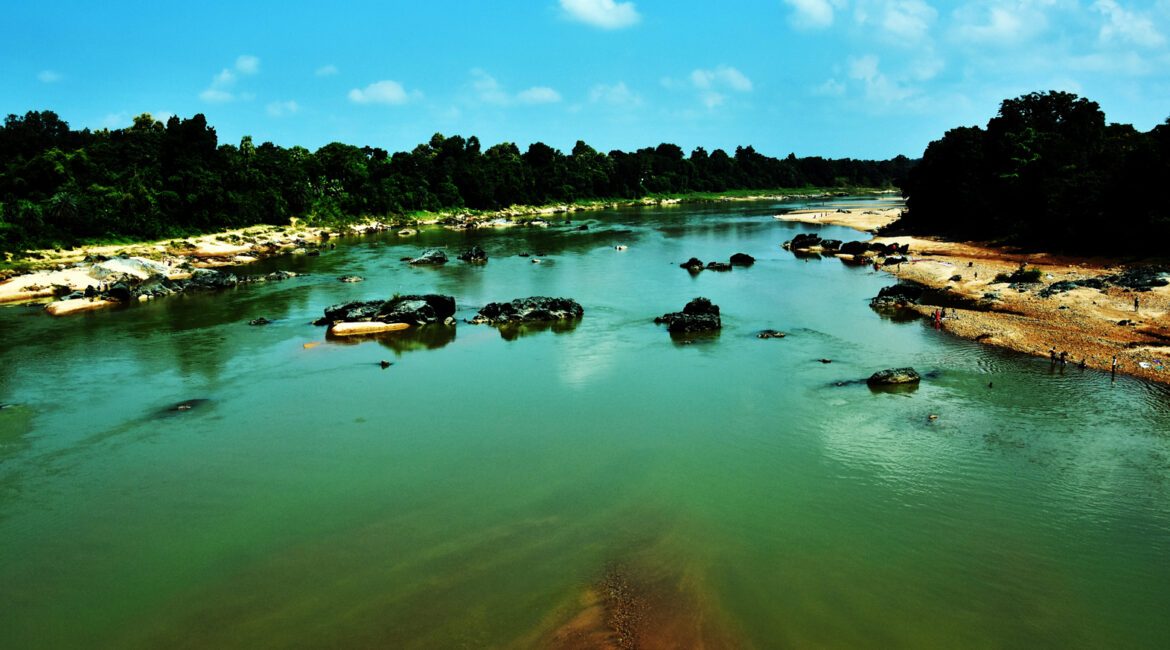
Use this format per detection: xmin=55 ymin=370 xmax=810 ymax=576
xmin=1078 ymin=358 xmax=1087 ymax=370
xmin=1112 ymin=356 xmax=1120 ymax=373
xmin=1050 ymin=346 xmax=1058 ymax=362
xmin=1059 ymin=351 xmax=1068 ymax=367
xmin=1135 ymin=297 xmax=1140 ymax=312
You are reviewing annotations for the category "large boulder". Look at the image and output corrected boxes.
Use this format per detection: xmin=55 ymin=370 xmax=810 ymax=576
xmin=839 ymin=240 xmax=870 ymax=255
xmin=729 ymin=253 xmax=755 ymax=266
xmin=469 ymin=296 xmax=584 ymax=325
xmin=187 ymin=268 xmax=239 ymax=290
xmin=706 ymin=261 xmax=732 ymax=271
xmin=655 ymin=297 xmax=722 ymax=333
xmin=378 ymin=294 xmax=457 ymax=325
xmin=321 ymin=300 xmax=384 ymax=323
xmin=867 ymin=367 xmax=921 ymax=386
xmin=680 ymin=257 xmax=705 ymax=272
xmin=408 ymin=249 xmax=449 ymax=265
xmin=457 ymin=245 xmax=488 ymax=263
xmin=785 ymin=233 xmax=821 ymax=250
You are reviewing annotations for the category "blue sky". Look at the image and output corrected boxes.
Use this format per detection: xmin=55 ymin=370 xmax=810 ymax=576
xmin=5 ymin=0 xmax=1170 ymax=159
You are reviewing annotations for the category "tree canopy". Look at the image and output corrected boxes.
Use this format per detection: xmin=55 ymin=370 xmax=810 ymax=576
xmin=0 ymin=110 xmax=912 ymax=254
xmin=893 ymin=91 xmax=1170 ymax=254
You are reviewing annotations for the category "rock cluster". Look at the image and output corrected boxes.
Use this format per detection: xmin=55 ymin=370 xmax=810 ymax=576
xmin=655 ymin=297 xmax=722 ymax=333
xmin=469 ymin=296 xmax=583 ymax=325
xmin=316 ymin=294 xmax=456 ymax=326
xmin=679 ymin=254 xmax=754 ymax=272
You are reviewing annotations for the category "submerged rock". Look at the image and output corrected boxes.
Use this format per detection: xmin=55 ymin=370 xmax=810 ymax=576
xmin=248 ymin=317 xmax=272 ymax=326
xmin=729 ymin=253 xmax=755 ymax=266
xmin=706 ymin=261 xmax=732 ymax=271
xmin=867 ymin=367 xmax=921 ymax=386
xmin=680 ymin=257 xmax=705 ymax=272
xmin=469 ymin=296 xmax=584 ymax=325
xmin=338 ymin=275 xmax=364 ymax=283
xmin=316 ymin=294 xmax=456 ymax=326
xmin=757 ymin=329 xmax=786 ymax=339
xmin=655 ymin=297 xmax=722 ymax=333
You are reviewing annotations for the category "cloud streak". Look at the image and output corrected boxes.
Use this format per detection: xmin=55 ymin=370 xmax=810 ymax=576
xmin=559 ymin=0 xmax=640 ymax=29
xmin=348 ymin=80 xmax=420 ymax=105
xmin=199 ymin=55 xmax=260 ymax=103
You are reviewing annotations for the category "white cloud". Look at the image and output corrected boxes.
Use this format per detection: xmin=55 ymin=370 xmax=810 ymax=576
xmin=37 ymin=70 xmax=61 ymax=83
xmin=316 ymin=64 xmax=339 ymax=76
xmin=881 ymin=0 xmax=937 ymax=41
xmin=814 ymin=78 xmax=847 ymax=96
xmin=783 ymin=0 xmax=843 ymax=29
xmin=348 ymin=80 xmax=419 ymax=104
xmin=849 ymin=54 xmax=881 ymax=81
xmin=847 ymin=54 xmax=917 ymax=105
xmin=199 ymin=89 xmax=235 ymax=103
xmin=589 ymin=81 xmax=643 ymax=106
xmin=690 ymin=65 xmax=753 ymax=91
xmin=266 ymin=100 xmax=300 ymax=117
xmin=517 ymin=86 xmax=562 ymax=104
xmin=559 ymin=0 xmax=640 ymax=29
xmin=953 ymin=2 xmax=1048 ymax=45
xmin=235 ymin=55 xmax=260 ymax=75
xmin=200 ymin=55 xmax=260 ymax=103
xmin=469 ymin=69 xmax=561 ymax=106
xmin=1093 ymin=0 xmax=1165 ymax=47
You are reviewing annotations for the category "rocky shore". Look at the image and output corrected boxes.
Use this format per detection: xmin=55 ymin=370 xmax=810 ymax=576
xmin=777 ymin=205 xmax=1170 ymax=386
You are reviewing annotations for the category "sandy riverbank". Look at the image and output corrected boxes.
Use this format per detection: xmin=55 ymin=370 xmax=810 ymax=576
xmin=774 ymin=203 xmax=1170 ymax=386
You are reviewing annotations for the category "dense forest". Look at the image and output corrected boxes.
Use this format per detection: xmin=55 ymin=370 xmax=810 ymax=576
xmin=0 ymin=111 xmax=912 ymax=254
xmin=892 ymin=91 xmax=1170 ymax=254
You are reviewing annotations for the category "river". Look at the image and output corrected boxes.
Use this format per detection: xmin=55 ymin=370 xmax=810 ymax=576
xmin=1 ymin=197 xmax=1168 ymax=648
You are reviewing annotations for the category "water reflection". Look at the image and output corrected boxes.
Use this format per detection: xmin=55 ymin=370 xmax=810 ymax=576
xmin=325 ymin=324 xmax=457 ymax=353
xmin=486 ymin=318 xmax=581 ymax=341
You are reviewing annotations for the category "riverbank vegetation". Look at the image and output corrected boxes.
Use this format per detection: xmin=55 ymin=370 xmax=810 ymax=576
xmin=891 ymin=91 xmax=1170 ymax=255
xmin=0 ymin=111 xmax=913 ymax=256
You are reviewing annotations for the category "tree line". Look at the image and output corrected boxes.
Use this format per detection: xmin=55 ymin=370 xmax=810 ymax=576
xmin=892 ymin=90 xmax=1170 ymax=255
xmin=0 ymin=111 xmax=913 ymax=254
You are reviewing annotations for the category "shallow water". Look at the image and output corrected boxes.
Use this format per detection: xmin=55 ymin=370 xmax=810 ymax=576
xmin=1 ymin=198 xmax=1168 ymax=648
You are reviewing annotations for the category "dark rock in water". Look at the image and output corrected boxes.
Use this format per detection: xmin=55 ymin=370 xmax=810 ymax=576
xmin=409 ymin=249 xmax=449 ymax=265
xmin=784 ymin=233 xmax=822 ymax=250
xmin=757 ymin=329 xmax=786 ymax=339
xmin=883 ymin=256 xmax=907 ymax=266
xmin=867 ymin=367 xmax=921 ymax=386
xmin=380 ymin=360 xmax=392 ymax=369
xmin=820 ymin=239 xmax=842 ymax=251
xmin=683 ymin=297 xmax=719 ymax=316
xmin=378 ymin=294 xmax=457 ymax=325
xmin=188 ymin=268 xmax=239 ymax=290
xmin=818 ymin=358 xmax=832 ymax=363
xmin=399 ymin=256 xmax=413 ymax=261
xmin=157 ymin=398 xmax=210 ymax=417
xmin=265 ymin=270 xmax=299 ymax=281
xmin=248 ymin=317 xmax=272 ymax=326
xmin=729 ymin=253 xmax=755 ymax=266
xmin=839 ymin=240 xmax=870 ymax=255
xmin=870 ymin=282 xmax=925 ymax=308
xmin=84 ymin=284 xmax=98 ymax=298
xmin=576 ymin=225 xmax=588 ymax=231
xmin=320 ymin=300 xmax=384 ymax=324
xmin=656 ymin=297 xmax=722 ymax=333
xmin=706 ymin=261 xmax=732 ymax=271
xmin=338 ymin=275 xmax=364 ymax=283
xmin=457 ymin=245 xmax=488 ymax=262
xmin=469 ymin=296 xmax=584 ymax=325
xmin=107 ymin=282 xmax=132 ymax=302
xmin=307 ymin=249 xmax=321 ymax=256
xmin=680 ymin=257 xmax=705 ymax=271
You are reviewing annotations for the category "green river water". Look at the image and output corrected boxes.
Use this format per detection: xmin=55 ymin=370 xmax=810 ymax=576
xmin=1 ymin=198 xmax=1168 ymax=648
